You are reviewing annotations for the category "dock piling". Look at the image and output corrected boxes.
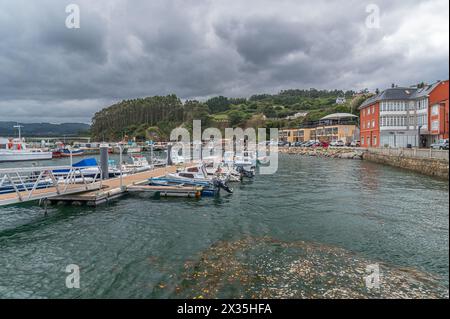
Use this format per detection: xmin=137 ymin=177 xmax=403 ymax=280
xmin=100 ymin=144 xmax=109 ymax=180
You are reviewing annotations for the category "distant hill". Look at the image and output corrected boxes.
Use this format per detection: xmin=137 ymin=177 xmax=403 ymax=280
xmin=0 ymin=122 xmax=90 ymax=137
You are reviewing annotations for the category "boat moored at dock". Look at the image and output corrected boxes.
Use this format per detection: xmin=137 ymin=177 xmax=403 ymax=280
xmin=0 ymin=138 xmax=53 ymax=162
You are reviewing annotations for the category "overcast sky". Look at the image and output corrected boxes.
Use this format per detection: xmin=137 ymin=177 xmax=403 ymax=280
xmin=0 ymin=0 xmax=448 ymax=124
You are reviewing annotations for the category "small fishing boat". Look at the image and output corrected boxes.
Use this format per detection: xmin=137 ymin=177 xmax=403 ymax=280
xmin=127 ymin=185 xmax=203 ymax=198
xmin=52 ymin=150 xmax=62 ymax=158
xmin=204 ymin=161 xmax=241 ymax=182
xmin=234 ymin=151 xmax=256 ymax=178
xmin=149 ymin=177 xmax=232 ymax=197
xmin=53 ymin=158 xmax=113 ymax=179
xmin=60 ymin=148 xmax=84 ymax=157
xmin=171 ymin=152 xmax=185 ymax=164
xmin=151 ymin=158 xmax=167 ymax=167
xmin=166 ymin=164 xmax=212 ymax=183
xmin=150 ymin=164 xmax=233 ymax=196
xmin=126 ymin=146 xmax=142 ymax=154
xmin=121 ymin=154 xmax=152 ymax=173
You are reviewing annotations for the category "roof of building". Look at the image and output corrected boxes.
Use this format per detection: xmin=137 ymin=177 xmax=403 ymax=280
xmin=321 ymin=113 xmax=358 ymax=120
xmin=359 ymin=80 xmax=447 ymax=109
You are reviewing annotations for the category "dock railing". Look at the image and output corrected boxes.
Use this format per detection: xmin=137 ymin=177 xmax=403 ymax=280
xmin=0 ymin=165 xmax=103 ymax=206
xmin=367 ymin=148 xmax=449 ymax=162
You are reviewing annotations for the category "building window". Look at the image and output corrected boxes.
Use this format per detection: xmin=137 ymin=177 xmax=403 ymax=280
xmin=373 ymin=136 xmax=377 ymax=146
xmin=432 ymin=121 xmax=439 ymax=131
xmin=432 ymin=105 xmax=439 ymax=116
xmin=361 ymin=136 xmax=365 ymax=145
xmin=372 ymin=120 xmax=375 ymax=128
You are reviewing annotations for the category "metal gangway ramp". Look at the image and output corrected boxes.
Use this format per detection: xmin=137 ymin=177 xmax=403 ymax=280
xmin=0 ymin=165 xmax=103 ymax=206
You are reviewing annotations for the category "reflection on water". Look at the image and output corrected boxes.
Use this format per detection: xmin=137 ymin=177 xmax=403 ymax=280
xmin=0 ymin=154 xmax=448 ymax=298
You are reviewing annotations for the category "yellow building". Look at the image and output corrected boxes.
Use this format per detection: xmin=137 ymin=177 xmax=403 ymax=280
xmin=278 ymin=129 xmax=297 ymax=143
xmin=279 ymin=113 xmax=359 ymax=144
xmin=315 ymin=125 xmax=357 ymax=144
xmin=293 ymin=128 xmax=316 ymax=142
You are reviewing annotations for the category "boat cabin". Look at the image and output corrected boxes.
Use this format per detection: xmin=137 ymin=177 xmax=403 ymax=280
xmin=0 ymin=138 xmax=26 ymax=151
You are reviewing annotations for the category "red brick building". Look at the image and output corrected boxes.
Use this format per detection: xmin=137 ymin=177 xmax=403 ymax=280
xmin=428 ymin=80 xmax=449 ymax=141
xmin=359 ymin=100 xmax=380 ymax=148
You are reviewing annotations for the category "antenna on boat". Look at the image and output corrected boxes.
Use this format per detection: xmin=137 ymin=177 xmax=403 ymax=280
xmin=13 ymin=124 xmax=24 ymax=140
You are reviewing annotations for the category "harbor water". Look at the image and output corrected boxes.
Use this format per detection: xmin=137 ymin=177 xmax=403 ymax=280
xmin=0 ymin=154 xmax=448 ymax=298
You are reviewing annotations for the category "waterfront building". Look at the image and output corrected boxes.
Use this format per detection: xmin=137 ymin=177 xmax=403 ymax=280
xmin=279 ymin=113 xmax=359 ymax=144
xmin=428 ymin=81 xmax=449 ymax=141
xmin=278 ymin=129 xmax=297 ymax=143
xmin=359 ymin=80 xmax=449 ymax=148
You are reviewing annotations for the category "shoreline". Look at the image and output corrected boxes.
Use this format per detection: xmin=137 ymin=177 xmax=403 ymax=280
xmin=278 ymin=147 xmax=449 ymax=180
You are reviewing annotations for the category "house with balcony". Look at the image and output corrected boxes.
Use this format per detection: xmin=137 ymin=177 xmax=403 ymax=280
xmin=282 ymin=113 xmax=359 ymax=144
xmin=359 ymin=80 xmax=449 ymax=148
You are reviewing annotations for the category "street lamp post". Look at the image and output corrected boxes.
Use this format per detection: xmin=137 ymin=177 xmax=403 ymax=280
xmin=118 ymin=144 xmax=124 ymax=191
xmin=418 ymin=125 xmax=423 ymax=148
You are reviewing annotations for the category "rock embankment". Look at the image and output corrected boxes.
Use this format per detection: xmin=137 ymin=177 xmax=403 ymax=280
xmin=279 ymin=147 xmax=364 ymax=160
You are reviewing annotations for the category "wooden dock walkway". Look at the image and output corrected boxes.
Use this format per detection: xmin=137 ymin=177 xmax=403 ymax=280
xmin=48 ymin=165 xmax=181 ymax=206
xmin=0 ymin=164 xmax=186 ymax=207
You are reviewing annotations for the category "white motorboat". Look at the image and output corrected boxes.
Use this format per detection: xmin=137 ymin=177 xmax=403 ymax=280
xmin=121 ymin=154 xmax=152 ymax=173
xmin=0 ymin=138 xmax=52 ymax=162
xmin=204 ymin=161 xmax=241 ymax=182
xmin=171 ymin=152 xmax=186 ymax=164
xmin=166 ymin=164 xmax=212 ymax=183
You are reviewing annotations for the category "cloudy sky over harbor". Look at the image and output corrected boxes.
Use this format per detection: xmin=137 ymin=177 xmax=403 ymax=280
xmin=0 ymin=0 xmax=448 ymax=123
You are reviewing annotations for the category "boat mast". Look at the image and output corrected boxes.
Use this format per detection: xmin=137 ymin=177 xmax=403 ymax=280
xmin=13 ymin=124 xmax=24 ymax=140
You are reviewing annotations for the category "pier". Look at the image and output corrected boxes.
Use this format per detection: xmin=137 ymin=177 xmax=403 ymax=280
xmin=48 ymin=165 xmax=180 ymax=206
xmin=0 ymin=164 xmax=184 ymax=207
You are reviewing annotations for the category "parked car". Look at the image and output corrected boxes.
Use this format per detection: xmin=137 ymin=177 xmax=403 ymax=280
xmin=330 ymin=140 xmax=345 ymax=147
xmin=314 ymin=141 xmax=329 ymax=148
xmin=303 ymin=141 xmax=316 ymax=147
xmin=311 ymin=141 xmax=326 ymax=148
xmin=350 ymin=140 xmax=361 ymax=147
xmin=293 ymin=141 xmax=303 ymax=147
xmin=430 ymin=139 xmax=449 ymax=150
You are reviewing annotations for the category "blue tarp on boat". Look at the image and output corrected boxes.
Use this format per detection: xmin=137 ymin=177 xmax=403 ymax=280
xmin=73 ymin=158 xmax=98 ymax=167
xmin=53 ymin=158 xmax=98 ymax=173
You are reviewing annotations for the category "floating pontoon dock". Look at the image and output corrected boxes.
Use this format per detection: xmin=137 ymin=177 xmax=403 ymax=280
xmin=0 ymin=164 xmax=186 ymax=207
xmin=47 ymin=165 xmax=181 ymax=206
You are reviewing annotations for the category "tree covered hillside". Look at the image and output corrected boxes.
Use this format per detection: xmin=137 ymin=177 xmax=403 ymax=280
xmin=91 ymin=89 xmax=371 ymax=141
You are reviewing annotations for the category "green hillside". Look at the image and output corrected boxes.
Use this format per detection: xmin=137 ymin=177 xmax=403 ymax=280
xmin=90 ymin=89 xmax=371 ymax=141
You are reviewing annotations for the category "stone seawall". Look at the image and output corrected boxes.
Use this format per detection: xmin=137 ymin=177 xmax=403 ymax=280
xmin=362 ymin=151 xmax=449 ymax=180
xmin=279 ymin=147 xmax=449 ymax=179
xmin=279 ymin=147 xmax=364 ymax=160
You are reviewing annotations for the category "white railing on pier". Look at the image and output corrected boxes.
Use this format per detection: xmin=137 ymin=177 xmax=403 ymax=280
xmin=367 ymin=148 xmax=449 ymax=162
xmin=0 ymin=165 xmax=103 ymax=206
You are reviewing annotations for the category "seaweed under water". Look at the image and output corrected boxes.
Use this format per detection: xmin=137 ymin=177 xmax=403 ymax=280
xmin=172 ymin=236 xmax=449 ymax=299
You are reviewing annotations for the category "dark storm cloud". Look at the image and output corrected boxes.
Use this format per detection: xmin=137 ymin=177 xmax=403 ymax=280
xmin=0 ymin=0 xmax=448 ymax=123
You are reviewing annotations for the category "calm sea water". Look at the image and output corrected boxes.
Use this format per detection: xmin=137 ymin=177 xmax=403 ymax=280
xmin=0 ymin=154 xmax=448 ymax=298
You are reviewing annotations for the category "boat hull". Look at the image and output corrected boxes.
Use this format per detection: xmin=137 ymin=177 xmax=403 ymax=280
xmin=60 ymin=150 xmax=84 ymax=157
xmin=0 ymin=151 xmax=53 ymax=162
